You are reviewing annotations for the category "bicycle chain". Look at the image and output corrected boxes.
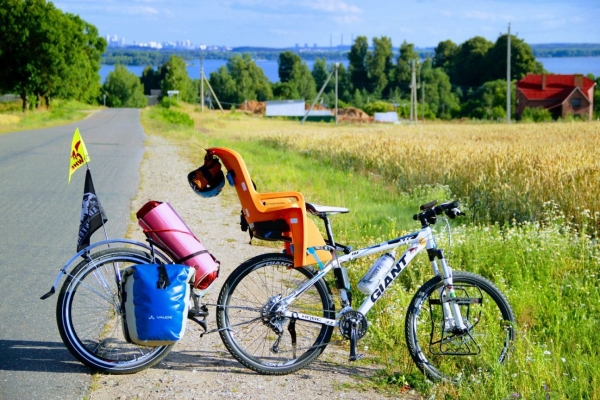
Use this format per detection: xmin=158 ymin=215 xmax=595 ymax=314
xmin=198 ymin=302 xmax=344 ymax=352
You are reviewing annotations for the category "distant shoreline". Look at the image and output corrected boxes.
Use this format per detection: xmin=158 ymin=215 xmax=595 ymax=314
xmin=101 ymin=44 xmax=600 ymax=66
xmin=99 ymin=56 xmax=600 ymax=83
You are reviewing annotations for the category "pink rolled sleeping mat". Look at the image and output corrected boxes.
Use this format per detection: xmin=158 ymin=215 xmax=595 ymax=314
xmin=136 ymin=201 xmax=219 ymax=289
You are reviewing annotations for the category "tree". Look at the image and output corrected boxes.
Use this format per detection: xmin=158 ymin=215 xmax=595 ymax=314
xmin=209 ymin=54 xmax=272 ymax=107
xmin=420 ymin=57 xmax=460 ymax=119
xmin=367 ymin=36 xmax=394 ymax=97
xmin=275 ymin=51 xmax=315 ymax=100
xmin=348 ymin=36 xmax=369 ymax=91
xmin=272 ymin=82 xmax=299 ymax=100
xmin=336 ymin=63 xmax=353 ymax=103
xmin=289 ymin=60 xmax=316 ymax=100
xmin=101 ymin=64 xmax=147 ymax=108
xmin=448 ymin=36 xmax=493 ymax=89
xmin=227 ymin=54 xmax=272 ymax=102
xmin=0 ymin=0 xmax=105 ymax=109
xmin=278 ymin=51 xmax=301 ymax=83
xmin=394 ymin=41 xmax=420 ymax=96
xmin=484 ymin=34 xmax=544 ymax=82
xmin=159 ymin=55 xmax=195 ymax=102
xmin=312 ymin=58 xmax=330 ymax=92
xmin=433 ymin=40 xmax=458 ymax=70
xmin=55 ymin=14 xmax=106 ymax=103
xmin=208 ymin=66 xmax=237 ymax=106
xmin=460 ymin=79 xmax=516 ymax=119
xmin=140 ymin=66 xmax=163 ymax=95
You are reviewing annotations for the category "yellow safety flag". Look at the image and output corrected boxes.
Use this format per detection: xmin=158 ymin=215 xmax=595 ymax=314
xmin=68 ymin=128 xmax=90 ymax=183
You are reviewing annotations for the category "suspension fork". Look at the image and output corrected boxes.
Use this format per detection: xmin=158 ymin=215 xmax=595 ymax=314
xmin=428 ymin=249 xmax=467 ymax=331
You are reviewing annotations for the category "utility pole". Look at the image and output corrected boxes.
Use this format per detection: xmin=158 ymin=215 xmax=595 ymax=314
xmin=422 ymin=81 xmax=425 ymax=122
xmin=507 ymin=23 xmax=511 ymax=124
xmin=335 ymin=63 xmax=339 ymax=124
xmin=410 ymin=60 xmax=414 ymax=123
xmin=410 ymin=60 xmax=419 ymax=125
xmin=419 ymin=64 xmax=424 ymax=122
xmin=200 ymin=58 xmax=205 ymax=112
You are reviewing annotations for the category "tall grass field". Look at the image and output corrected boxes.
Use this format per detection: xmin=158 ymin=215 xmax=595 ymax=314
xmin=0 ymin=99 xmax=99 ymax=134
xmin=143 ymin=104 xmax=600 ymax=399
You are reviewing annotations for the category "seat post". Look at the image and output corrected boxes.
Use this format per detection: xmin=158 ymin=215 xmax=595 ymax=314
xmin=319 ymin=215 xmax=336 ymax=248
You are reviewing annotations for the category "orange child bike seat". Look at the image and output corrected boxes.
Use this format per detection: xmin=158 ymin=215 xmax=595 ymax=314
xmin=208 ymin=147 xmax=330 ymax=267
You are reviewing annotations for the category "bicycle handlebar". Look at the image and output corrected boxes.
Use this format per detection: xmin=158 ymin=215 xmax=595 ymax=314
xmin=412 ymin=200 xmax=465 ymax=226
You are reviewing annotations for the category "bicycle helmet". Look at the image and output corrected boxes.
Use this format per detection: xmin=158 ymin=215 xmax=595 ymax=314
xmin=188 ymin=151 xmax=225 ymax=198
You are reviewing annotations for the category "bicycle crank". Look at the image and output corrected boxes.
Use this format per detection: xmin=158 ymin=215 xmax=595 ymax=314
xmin=339 ymin=311 xmax=368 ymax=361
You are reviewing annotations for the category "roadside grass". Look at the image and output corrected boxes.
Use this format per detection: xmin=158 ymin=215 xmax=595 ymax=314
xmin=142 ymin=105 xmax=600 ymax=399
xmin=0 ymin=99 xmax=100 ymax=134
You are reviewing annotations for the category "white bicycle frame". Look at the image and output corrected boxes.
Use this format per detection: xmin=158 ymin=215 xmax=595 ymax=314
xmin=279 ymin=225 xmax=467 ymax=331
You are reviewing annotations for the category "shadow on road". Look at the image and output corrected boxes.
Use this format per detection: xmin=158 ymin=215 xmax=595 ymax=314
xmin=0 ymin=339 xmax=90 ymax=373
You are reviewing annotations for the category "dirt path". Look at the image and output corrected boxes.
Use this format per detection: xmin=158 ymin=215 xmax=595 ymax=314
xmin=89 ymin=134 xmax=416 ymax=400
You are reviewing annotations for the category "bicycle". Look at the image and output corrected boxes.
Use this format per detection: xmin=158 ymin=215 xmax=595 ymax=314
xmin=43 ymin=148 xmax=515 ymax=381
xmin=215 ymin=199 xmax=516 ymax=382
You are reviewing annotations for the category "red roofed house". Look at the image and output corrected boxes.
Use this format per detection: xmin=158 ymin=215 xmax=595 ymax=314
xmin=516 ymin=74 xmax=595 ymax=121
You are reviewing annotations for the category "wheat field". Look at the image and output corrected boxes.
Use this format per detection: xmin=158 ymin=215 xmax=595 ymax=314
xmin=193 ymin=110 xmax=600 ymax=231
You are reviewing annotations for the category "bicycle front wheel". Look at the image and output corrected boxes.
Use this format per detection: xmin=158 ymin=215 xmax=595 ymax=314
xmin=56 ymin=248 xmax=174 ymax=374
xmin=405 ymin=271 xmax=516 ymax=382
xmin=216 ymin=253 xmax=335 ymax=375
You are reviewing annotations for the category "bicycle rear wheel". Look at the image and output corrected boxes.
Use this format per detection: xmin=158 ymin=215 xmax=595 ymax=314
xmin=405 ymin=271 xmax=516 ymax=382
xmin=56 ymin=248 xmax=174 ymax=374
xmin=216 ymin=253 xmax=335 ymax=375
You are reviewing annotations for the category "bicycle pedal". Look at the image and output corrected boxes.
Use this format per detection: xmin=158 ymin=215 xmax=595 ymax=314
xmin=349 ymin=353 xmax=364 ymax=362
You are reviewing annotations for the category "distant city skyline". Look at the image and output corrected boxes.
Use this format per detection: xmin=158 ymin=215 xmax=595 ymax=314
xmin=55 ymin=0 xmax=600 ymax=48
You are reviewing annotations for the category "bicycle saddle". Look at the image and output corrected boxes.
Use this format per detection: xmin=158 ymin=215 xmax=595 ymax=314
xmin=305 ymin=202 xmax=350 ymax=217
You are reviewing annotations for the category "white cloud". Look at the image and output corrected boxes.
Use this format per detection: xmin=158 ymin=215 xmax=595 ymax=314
xmin=334 ymin=15 xmax=361 ymax=24
xmin=57 ymin=2 xmax=159 ymax=16
xmin=306 ymin=0 xmax=362 ymax=14
xmin=463 ymin=10 xmax=514 ymax=22
xmin=120 ymin=6 xmax=159 ymax=15
xmin=225 ymin=0 xmax=361 ymax=15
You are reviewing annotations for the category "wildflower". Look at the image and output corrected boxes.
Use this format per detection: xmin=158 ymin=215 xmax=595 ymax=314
xmin=561 ymin=358 xmax=566 ymax=363
xmin=543 ymin=350 xmax=551 ymax=356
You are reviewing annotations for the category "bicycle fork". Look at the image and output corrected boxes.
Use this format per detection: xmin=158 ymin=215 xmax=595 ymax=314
xmin=429 ymin=249 xmax=467 ymax=332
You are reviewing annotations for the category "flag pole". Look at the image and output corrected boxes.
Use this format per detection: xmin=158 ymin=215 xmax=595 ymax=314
xmin=85 ymin=163 xmax=109 ymax=242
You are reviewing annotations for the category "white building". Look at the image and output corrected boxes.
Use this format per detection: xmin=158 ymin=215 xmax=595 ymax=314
xmin=266 ymin=100 xmax=332 ymax=118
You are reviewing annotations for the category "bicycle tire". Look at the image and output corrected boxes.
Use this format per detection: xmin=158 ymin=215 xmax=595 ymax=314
xmin=56 ymin=248 xmax=174 ymax=374
xmin=405 ymin=271 xmax=516 ymax=382
xmin=216 ymin=253 xmax=335 ymax=375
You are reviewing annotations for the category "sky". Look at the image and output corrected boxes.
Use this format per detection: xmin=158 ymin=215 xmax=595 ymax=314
xmin=53 ymin=0 xmax=600 ymax=48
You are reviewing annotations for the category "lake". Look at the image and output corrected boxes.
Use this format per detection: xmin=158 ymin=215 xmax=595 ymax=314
xmin=99 ymin=56 xmax=600 ymax=83
xmin=99 ymin=59 xmax=349 ymax=84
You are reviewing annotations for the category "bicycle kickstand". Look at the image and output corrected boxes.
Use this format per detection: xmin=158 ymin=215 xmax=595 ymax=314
xmin=188 ymin=292 xmax=209 ymax=333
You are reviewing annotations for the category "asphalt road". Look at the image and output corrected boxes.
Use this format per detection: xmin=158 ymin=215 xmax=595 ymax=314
xmin=0 ymin=109 xmax=146 ymax=399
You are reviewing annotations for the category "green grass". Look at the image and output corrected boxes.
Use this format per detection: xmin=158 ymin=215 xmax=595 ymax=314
xmin=0 ymin=99 xmax=100 ymax=134
xmin=142 ymin=106 xmax=600 ymax=399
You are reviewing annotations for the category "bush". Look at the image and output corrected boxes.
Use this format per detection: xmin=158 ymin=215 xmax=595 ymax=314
xmin=521 ymin=106 xmax=553 ymax=122
xmin=160 ymin=96 xmax=181 ymax=109
xmin=363 ymin=100 xmax=395 ymax=116
xmin=157 ymin=107 xmax=193 ymax=126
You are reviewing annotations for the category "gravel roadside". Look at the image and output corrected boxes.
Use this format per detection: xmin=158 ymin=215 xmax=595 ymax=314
xmin=88 ymin=134 xmax=416 ymax=400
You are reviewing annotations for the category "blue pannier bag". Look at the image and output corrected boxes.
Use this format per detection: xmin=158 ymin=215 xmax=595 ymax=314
xmin=121 ymin=263 xmax=195 ymax=346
